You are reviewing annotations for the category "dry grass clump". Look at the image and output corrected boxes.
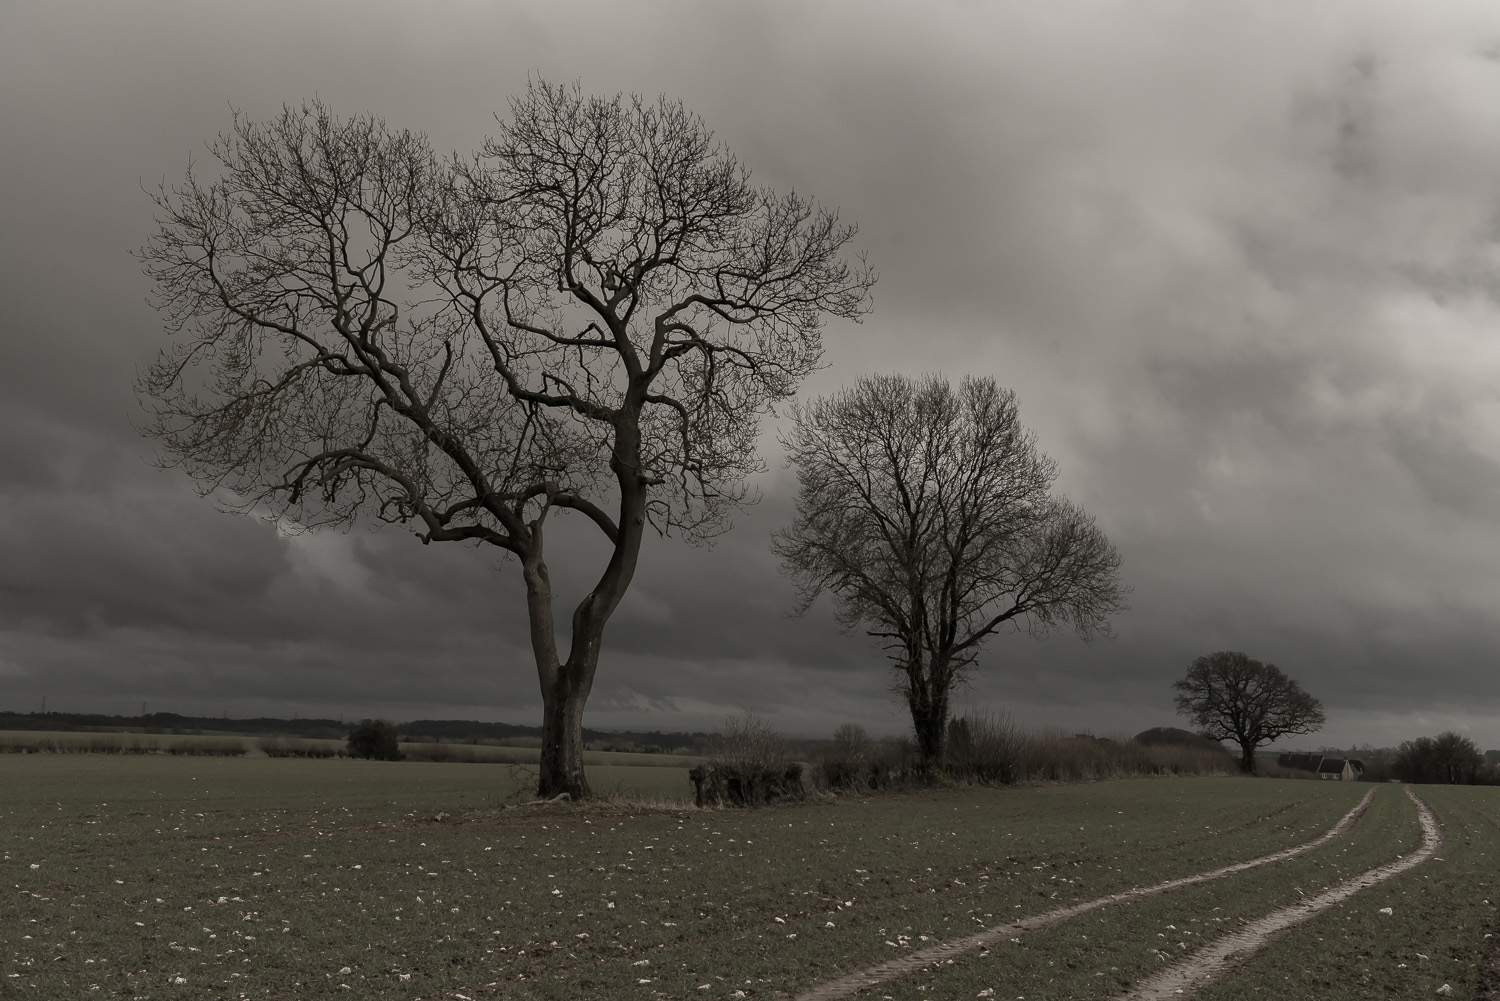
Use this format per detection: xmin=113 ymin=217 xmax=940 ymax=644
xmin=816 ymin=723 xmax=900 ymax=792
xmin=165 ymin=737 xmax=249 ymax=757
xmin=946 ymin=710 xmax=1235 ymax=784
xmin=0 ymin=731 xmax=259 ymax=755
xmin=1136 ymin=740 xmax=1237 ymax=776
xmin=0 ymin=732 xmax=160 ymax=754
xmin=400 ymin=741 xmax=481 ymax=763
xmin=689 ymin=713 xmax=805 ymax=807
xmin=257 ymin=736 xmax=343 ymax=758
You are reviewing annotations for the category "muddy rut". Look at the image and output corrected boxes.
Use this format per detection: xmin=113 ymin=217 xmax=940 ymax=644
xmin=791 ymin=788 xmax=1378 ymax=1001
xmin=1111 ymin=786 xmax=1442 ymax=1000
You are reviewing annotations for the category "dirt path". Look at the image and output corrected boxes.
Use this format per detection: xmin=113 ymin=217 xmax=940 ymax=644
xmin=1111 ymin=787 xmax=1442 ymax=1001
xmin=790 ymin=787 xmax=1378 ymax=1001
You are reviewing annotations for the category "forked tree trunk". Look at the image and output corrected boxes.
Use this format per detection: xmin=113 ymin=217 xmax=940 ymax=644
xmin=528 ymin=593 xmax=616 ymax=800
xmin=537 ymin=661 xmax=594 ymax=799
xmin=535 ymin=589 xmax=612 ymax=799
xmin=524 ymin=430 xmax=648 ymax=800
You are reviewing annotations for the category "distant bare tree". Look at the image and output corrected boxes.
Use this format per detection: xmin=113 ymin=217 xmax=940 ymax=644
xmin=139 ymin=81 xmax=873 ymax=799
xmin=774 ymin=374 xmax=1126 ymax=775
xmin=832 ymin=722 xmax=869 ymax=756
xmin=1173 ymin=651 xmax=1325 ymax=775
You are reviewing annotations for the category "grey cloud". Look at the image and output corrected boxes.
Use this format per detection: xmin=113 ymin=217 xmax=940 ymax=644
xmin=4 ymin=1 xmax=1500 ymax=748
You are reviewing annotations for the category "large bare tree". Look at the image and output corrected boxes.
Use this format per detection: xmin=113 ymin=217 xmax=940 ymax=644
xmin=773 ymin=374 xmax=1125 ymax=774
xmin=1173 ymin=651 xmax=1325 ymax=774
xmin=139 ymin=81 xmax=873 ymax=798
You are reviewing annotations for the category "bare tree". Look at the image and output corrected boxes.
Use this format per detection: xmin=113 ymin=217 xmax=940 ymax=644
xmin=773 ymin=374 xmax=1125 ymax=775
xmin=831 ymin=722 xmax=869 ymax=756
xmin=1394 ymin=732 xmax=1485 ymax=784
xmin=1173 ymin=651 xmax=1325 ymax=774
xmin=138 ymin=81 xmax=873 ymax=799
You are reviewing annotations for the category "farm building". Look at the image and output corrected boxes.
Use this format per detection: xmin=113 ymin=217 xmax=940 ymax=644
xmin=1277 ymin=752 xmax=1364 ymax=780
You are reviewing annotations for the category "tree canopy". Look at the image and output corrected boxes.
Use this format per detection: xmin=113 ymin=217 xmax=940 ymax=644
xmin=1393 ymin=732 xmax=1486 ymax=784
xmin=1173 ymin=651 xmax=1325 ymax=774
xmin=139 ymin=81 xmax=874 ymax=797
xmin=774 ymin=373 xmax=1125 ymax=773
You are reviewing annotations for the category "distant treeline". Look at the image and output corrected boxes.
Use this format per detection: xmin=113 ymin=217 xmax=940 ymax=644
xmin=0 ymin=710 xmax=707 ymax=751
xmin=399 ymin=718 xmax=709 ymax=752
xmin=0 ymin=711 xmax=349 ymax=739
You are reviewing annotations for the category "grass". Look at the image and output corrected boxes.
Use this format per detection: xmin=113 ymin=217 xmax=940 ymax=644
xmin=1 ymin=757 xmax=1377 ymax=1000
xmin=0 ymin=730 xmax=249 ymax=755
xmin=877 ymin=779 xmax=1417 ymax=999
xmin=1192 ymin=784 xmax=1500 ymax=1001
xmin=857 ymin=783 xmax=1500 ymax=1000
xmin=0 ymin=730 xmax=705 ymax=769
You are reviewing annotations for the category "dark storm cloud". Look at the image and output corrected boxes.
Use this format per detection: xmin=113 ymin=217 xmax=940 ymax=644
xmin=4 ymin=0 xmax=1500 ymax=746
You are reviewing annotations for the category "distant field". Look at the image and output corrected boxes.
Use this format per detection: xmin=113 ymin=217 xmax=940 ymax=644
xmin=11 ymin=758 xmax=1472 ymax=1000
xmin=0 ymin=729 xmax=703 ymax=769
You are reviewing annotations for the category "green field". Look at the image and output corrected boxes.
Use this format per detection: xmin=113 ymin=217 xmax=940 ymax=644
xmin=2 ymin=757 xmax=1493 ymax=1000
xmin=0 ymin=730 xmax=704 ymax=770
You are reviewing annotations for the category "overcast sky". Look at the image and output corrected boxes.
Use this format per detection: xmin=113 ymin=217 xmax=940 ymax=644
xmin=5 ymin=1 xmax=1500 ymax=749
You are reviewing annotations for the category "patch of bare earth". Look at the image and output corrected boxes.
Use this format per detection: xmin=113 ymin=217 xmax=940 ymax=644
xmin=791 ymin=788 xmax=1377 ymax=1001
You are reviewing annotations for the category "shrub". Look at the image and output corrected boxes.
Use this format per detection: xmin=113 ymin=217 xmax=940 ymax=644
xmin=166 ymin=738 xmax=248 ymax=756
xmin=944 ymin=710 xmax=1235 ymax=785
xmin=259 ymin=736 xmax=342 ymax=758
xmin=819 ymin=722 xmax=869 ymax=790
xmin=1394 ymin=732 xmax=1486 ymax=784
xmin=1138 ymin=741 xmax=1235 ymax=776
xmin=347 ymin=719 xmax=402 ymax=761
xmin=0 ymin=733 xmax=163 ymax=754
xmin=689 ymin=713 xmax=804 ymax=807
xmin=690 ymin=761 xmax=804 ymax=807
xmin=948 ymin=711 xmax=1024 ymax=783
xmin=401 ymin=741 xmax=479 ymax=763
xmin=0 ymin=734 xmax=46 ymax=753
xmin=819 ymin=744 xmax=901 ymax=792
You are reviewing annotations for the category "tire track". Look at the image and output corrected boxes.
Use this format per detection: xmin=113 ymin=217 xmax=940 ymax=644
xmin=1112 ymin=786 xmax=1442 ymax=1001
xmin=792 ymin=787 xmax=1378 ymax=1001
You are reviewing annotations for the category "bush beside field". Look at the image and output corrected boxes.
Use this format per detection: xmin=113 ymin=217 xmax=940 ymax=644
xmin=258 ymin=736 xmax=342 ymax=758
xmin=689 ymin=713 xmax=806 ymax=807
xmin=680 ymin=711 xmax=1236 ymax=807
xmin=946 ymin=711 xmax=1235 ymax=784
xmin=812 ymin=711 xmax=1235 ymax=795
xmin=0 ymin=728 xmax=703 ymax=777
xmin=0 ymin=730 xmax=250 ymax=756
xmin=3 ymin=711 xmax=1237 ymax=802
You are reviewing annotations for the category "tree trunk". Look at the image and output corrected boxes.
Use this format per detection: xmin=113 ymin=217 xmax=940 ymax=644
xmin=534 ymin=592 xmax=608 ymax=799
xmin=914 ymin=711 xmax=946 ymax=778
xmin=906 ymin=669 xmax=950 ymax=779
xmin=523 ymin=423 xmax=648 ymax=800
xmin=537 ymin=662 xmax=593 ymax=799
xmin=1239 ymin=742 xmax=1257 ymax=775
xmin=527 ymin=588 xmax=615 ymax=800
